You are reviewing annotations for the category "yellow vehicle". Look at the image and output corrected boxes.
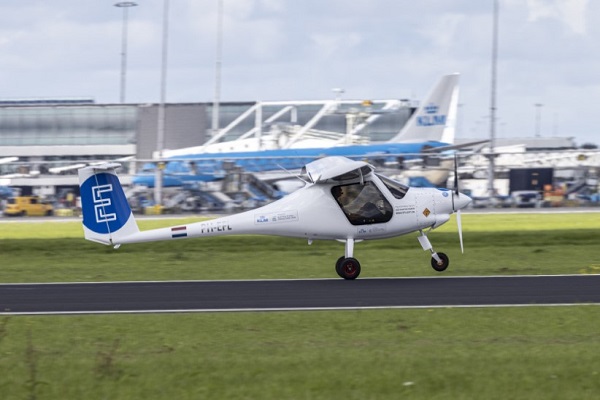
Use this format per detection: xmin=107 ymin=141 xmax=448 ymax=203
xmin=3 ymin=196 xmax=54 ymax=216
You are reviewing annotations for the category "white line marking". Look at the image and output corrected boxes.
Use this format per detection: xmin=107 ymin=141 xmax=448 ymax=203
xmin=2 ymin=303 xmax=600 ymax=316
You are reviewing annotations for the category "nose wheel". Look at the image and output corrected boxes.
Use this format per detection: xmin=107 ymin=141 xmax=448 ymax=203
xmin=335 ymin=256 xmax=361 ymax=280
xmin=430 ymin=252 xmax=449 ymax=272
xmin=418 ymin=230 xmax=451 ymax=272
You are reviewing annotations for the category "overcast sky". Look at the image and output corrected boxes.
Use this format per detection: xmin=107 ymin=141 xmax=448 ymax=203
xmin=1 ymin=0 xmax=598 ymax=144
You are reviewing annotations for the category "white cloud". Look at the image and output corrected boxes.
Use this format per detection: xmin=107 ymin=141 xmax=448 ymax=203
xmin=417 ymin=13 xmax=467 ymax=50
xmin=0 ymin=1 xmax=598 ymax=143
xmin=526 ymin=0 xmax=589 ymax=35
xmin=309 ymin=32 xmax=363 ymax=59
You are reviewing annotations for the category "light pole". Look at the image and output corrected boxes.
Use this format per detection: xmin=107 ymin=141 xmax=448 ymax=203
xmin=487 ymin=0 xmax=499 ymax=197
xmin=212 ymin=0 xmax=224 ymax=138
xmin=114 ymin=2 xmax=138 ymax=103
xmin=155 ymin=0 xmax=170 ymax=206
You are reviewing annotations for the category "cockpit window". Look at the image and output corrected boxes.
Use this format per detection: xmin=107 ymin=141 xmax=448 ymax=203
xmin=376 ymin=174 xmax=409 ymax=199
xmin=331 ymin=181 xmax=393 ymax=226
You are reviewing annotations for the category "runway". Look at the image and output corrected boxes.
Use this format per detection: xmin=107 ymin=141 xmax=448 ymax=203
xmin=1 ymin=274 xmax=599 ymax=315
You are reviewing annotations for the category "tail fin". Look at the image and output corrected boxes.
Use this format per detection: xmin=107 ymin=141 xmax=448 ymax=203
xmin=78 ymin=163 xmax=139 ymax=246
xmin=388 ymin=73 xmax=460 ymax=144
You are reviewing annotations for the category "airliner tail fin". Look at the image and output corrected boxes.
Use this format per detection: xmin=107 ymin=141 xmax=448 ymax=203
xmin=388 ymin=73 xmax=460 ymax=144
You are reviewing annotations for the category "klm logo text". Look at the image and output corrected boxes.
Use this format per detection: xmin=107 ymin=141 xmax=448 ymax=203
xmin=416 ymin=114 xmax=446 ymax=127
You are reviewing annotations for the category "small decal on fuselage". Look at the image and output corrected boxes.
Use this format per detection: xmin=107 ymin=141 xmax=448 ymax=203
xmin=358 ymin=225 xmax=387 ymax=235
xmin=395 ymin=205 xmax=416 ymax=215
xmin=254 ymin=210 xmax=299 ymax=225
xmin=197 ymin=220 xmax=233 ymax=235
xmin=171 ymin=226 xmax=187 ymax=238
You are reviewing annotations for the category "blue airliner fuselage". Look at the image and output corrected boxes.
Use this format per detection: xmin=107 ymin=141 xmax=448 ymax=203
xmin=133 ymin=141 xmax=447 ymax=187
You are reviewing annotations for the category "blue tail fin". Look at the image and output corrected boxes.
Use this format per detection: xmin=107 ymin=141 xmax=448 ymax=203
xmin=78 ymin=163 xmax=139 ymax=246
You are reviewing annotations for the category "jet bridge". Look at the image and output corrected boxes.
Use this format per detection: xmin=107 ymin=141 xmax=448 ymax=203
xmin=163 ymin=99 xmax=413 ymax=157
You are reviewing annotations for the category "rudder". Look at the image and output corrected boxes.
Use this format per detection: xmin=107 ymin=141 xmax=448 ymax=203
xmin=78 ymin=163 xmax=139 ymax=246
xmin=388 ymin=73 xmax=460 ymax=144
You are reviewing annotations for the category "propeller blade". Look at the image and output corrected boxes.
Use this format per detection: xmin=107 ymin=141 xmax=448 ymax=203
xmin=451 ymin=189 xmax=455 ymax=212
xmin=453 ymin=153 xmax=459 ymax=196
xmin=453 ymin=153 xmax=466 ymax=253
xmin=457 ymin=209 xmax=464 ymax=254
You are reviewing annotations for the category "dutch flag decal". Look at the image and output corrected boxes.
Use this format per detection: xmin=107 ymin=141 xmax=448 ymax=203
xmin=171 ymin=226 xmax=187 ymax=238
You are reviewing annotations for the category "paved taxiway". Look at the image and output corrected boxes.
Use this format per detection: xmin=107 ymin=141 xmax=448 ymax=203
xmin=1 ymin=275 xmax=599 ymax=315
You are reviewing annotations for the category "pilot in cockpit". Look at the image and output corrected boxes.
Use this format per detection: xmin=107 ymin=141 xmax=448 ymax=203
xmin=332 ymin=183 xmax=392 ymax=225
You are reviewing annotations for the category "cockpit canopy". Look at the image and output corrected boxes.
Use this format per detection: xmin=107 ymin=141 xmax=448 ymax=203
xmin=301 ymin=156 xmax=374 ymax=183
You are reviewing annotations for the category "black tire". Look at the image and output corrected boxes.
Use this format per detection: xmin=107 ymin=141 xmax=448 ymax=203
xmin=431 ymin=252 xmax=449 ymax=272
xmin=337 ymin=257 xmax=361 ymax=280
xmin=335 ymin=256 xmax=346 ymax=278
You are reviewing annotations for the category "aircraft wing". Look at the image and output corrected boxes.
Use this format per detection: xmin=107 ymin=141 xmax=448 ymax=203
xmin=302 ymin=156 xmax=374 ymax=183
xmin=421 ymin=139 xmax=490 ymax=153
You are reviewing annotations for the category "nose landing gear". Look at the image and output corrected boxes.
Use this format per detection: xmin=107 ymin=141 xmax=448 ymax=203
xmin=430 ymin=252 xmax=449 ymax=272
xmin=418 ymin=230 xmax=450 ymax=272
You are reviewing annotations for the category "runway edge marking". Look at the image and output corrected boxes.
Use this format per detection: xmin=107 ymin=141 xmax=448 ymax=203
xmin=2 ymin=303 xmax=600 ymax=316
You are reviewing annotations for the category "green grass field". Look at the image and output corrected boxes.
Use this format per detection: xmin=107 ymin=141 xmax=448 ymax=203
xmin=1 ymin=308 xmax=600 ymax=399
xmin=0 ymin=213 xmax=599 ymax=282
xmin=0 ymin=212 xmax=599 ymax=399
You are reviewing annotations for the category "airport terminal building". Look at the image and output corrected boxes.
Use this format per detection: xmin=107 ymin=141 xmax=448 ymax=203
xmin=0 ymin=99 xmax=205 ymax=167
xmin=2 ymin=98 xmax=595 ymax=205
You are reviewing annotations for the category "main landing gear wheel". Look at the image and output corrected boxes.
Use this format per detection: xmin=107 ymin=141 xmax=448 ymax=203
xmin=431 ymin=252 xmax=449 ymax=272
xmin=335 ymin=257 xmax=361 ymax=280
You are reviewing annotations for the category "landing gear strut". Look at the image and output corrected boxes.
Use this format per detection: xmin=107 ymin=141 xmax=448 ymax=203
xmin=335 ymin=238 xmax=361 ymax=280
xmin=418 ymin=230 xmax=450 ymax=272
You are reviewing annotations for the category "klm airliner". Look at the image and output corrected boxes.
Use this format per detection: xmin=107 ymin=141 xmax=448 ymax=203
xmin=133 ymin=73 xmax=461 ymax=188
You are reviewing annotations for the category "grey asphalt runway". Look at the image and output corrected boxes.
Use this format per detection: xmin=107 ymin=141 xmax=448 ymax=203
xmin=1 ymin=275 xmax=599 ymax=315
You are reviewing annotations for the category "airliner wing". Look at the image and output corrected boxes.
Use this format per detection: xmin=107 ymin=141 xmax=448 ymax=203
xmin=421 ymin=139 xmax=490 ymax=153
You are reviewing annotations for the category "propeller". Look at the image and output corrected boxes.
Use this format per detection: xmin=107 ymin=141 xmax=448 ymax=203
xmin=452 ymin=153 xmax=465 ymax=253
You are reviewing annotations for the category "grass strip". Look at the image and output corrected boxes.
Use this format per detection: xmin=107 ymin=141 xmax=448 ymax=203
xmin=0 ymin=213 xmax=599 ymax=282
xmin=0 ymin=307 xmax=599 ymax=399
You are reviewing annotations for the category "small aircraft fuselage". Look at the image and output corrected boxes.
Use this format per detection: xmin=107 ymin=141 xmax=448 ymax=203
xmin=79 ymin=156 xmax=471 ymax=280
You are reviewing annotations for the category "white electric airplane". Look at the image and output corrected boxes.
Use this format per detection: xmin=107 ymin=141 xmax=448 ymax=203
xmin=78 ymin=156 xmax=471 ymax=279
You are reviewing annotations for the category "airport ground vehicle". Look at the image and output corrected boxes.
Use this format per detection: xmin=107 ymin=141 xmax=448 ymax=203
xmin=3 ymin=196 xmax=54 ymax=216
xmin=512 ymin=190 xmax=541 ymax=208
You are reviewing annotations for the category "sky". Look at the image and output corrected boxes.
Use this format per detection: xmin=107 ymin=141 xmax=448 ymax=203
xmin=0 ymin=0 xmax=598 ymax=145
